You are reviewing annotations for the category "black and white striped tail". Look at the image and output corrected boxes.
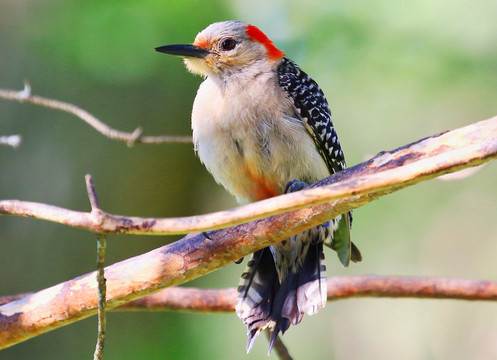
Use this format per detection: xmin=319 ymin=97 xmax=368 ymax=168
xmin=235 ymin=233 xmax=327 ymax=354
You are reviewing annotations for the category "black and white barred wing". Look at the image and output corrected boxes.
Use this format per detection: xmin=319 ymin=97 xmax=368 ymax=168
xmin=277 ymin=57 xmax=361 ymax=266
xmin=277 ymin=57 xmax=346 ymax=175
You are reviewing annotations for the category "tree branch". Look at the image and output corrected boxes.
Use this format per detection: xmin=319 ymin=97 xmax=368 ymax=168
xmin=0 ymin=116 xmax=495 ymax=349
xmin=1 ymin=274 xmax=496 ymax=352
xmin=85 ymin=174 xmax=107 ymax=360
xmin=3 ymin=276 xmax=496 ymax=314
xmin=0 ymin=82 xmax=192 ymax=146
xmin=266 ymin=329 xmax=293 ymax=360
xmin=116 ymin=276 xmax=497 ymax=313
xmin=0 ymin=116 xmax=495 ymax=236
xmin=93 ymin=234 xmax=107 ymax=360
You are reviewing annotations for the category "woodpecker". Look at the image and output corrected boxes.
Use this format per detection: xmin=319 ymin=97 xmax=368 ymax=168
xmin=156 ymin=20 xmax=361 ymax=353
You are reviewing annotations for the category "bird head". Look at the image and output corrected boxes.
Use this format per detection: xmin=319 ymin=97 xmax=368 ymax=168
xmin=155 ymin=21 xmax=285 ymax=78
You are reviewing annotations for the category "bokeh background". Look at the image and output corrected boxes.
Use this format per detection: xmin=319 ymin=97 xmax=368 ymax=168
xmin=1 ymin=0 xmax=496 ymax=359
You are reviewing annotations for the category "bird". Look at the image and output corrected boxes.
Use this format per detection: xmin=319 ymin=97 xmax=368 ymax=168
xmin=155 ymin=20 xmax=361 ymax=354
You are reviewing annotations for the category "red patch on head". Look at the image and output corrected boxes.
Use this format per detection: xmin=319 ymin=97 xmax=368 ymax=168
xmin=194 ymin=37 xmax=209 ymax=49
xmin=245 ymin=24 xmax=285 ymax=61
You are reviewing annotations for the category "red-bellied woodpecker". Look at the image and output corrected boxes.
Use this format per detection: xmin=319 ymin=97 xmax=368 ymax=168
xmin=156 ymin=20 xmax=361 ymax=353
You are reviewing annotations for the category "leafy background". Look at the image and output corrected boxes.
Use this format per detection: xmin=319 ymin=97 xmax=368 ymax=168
xmin=1 ymin=0 xmax=496 ymax=359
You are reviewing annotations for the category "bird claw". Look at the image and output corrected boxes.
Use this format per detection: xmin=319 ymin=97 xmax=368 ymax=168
xmin=284 ymin=179 xmax=308 ymax=194
xmin=285 ymin=180 xmax=329 ymax=228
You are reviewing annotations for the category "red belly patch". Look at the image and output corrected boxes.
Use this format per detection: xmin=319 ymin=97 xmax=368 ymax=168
xmin=245 ymin=164 xmax=281 ymax=201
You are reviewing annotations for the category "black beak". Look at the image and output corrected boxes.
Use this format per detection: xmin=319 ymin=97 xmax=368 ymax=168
xmin=155 ymin=44 xmax=209 ymax=58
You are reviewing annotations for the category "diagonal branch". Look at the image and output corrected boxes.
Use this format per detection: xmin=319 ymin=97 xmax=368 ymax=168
xmin=0 ymin=116 xmax=496 ymax=349
xmin=0 ymin=116 xmax=496 ymax=236
xmin=0 ymin=83 xmax=192 ymax=146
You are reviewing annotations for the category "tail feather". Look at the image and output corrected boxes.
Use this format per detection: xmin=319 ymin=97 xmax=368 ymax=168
xmin=297 ymin=242 xmax=327 ymax=315
xmin=323 ymin=212 xmax=362 ymax=265
xmin=236 ymin=248 xmax=280 ymax=353
xmin=267 ymin=319 xmax=291 ymax=355
xmin=235 ymin=235 xmax=327 ymax=353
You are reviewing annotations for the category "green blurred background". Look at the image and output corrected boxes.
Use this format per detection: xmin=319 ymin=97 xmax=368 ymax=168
xmin=1 ymin=0 xmax=496 ymax=359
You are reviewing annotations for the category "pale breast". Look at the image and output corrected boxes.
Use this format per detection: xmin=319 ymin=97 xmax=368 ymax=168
xmin=191 ymin=74 xmax=329 ymax=203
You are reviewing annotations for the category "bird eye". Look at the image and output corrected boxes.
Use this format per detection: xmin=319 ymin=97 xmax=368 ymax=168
xmin=220 ymin=38 xmax=237 ymax=51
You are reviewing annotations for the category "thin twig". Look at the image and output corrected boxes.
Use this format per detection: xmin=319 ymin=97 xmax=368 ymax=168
xmin=86 ymin=174 xmax=100 ymax=210
xmin=87 ymin=175 xmax=107 ymax=360
xmin=0 ymin=83 xmax=192 ymax=145
xmin=93 ymin=234 xmax=107 ymax=360
xmin=265 ymin=330 xmax=294 ymax=360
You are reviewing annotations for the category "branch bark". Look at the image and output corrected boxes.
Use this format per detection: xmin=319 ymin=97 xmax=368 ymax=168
xmin=93 ymin=234 xmax=107 ymax=360
xmin=1 ymin=116 xmax=496 ymax=236
xmin=0 ymin=115 xmax=496 ymax=349
xmin=3 ymin=275 xmax=496 ymax=313
xmin=115 ymin=276 xmax=497 ymax=313
xmin=2 ymin=275 xmax=496 ymax=348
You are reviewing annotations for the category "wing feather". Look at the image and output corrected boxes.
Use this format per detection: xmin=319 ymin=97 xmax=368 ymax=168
xmin=277 ymin=58 xmax=361 ymax=266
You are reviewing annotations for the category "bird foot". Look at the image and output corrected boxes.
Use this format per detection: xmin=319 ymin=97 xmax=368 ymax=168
xmin=284 ymin=179 xmax=308 ymax=194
